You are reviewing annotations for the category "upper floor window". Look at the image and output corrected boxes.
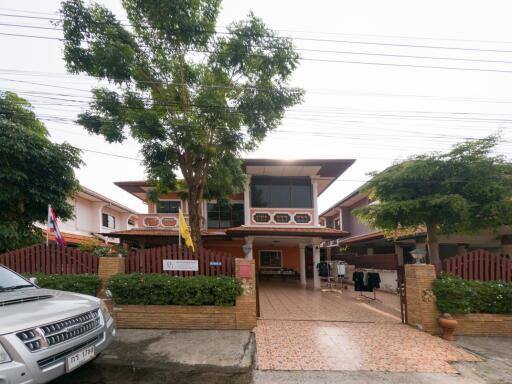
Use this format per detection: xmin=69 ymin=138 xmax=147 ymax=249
xmin=102 ymin=213 xmax=116 ymax=229
xmin=250 ymin=176 xmax=312 ymax=208
xmin=207 ymin=202 xmax=244 ymax=228
xmin=334 ymin=218 xmax=340 ymax=230
xmin=156 ymin=200 xmax=181 ymax=214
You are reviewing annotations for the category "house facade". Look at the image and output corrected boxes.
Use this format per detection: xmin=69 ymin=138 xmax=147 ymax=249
xmin=40 ymin=186 xmax=139 ymax=245
xmin=320 ymin=188 xmax=512 ymax=264
xmin=107 ymin=159 xmax=354 ymax=288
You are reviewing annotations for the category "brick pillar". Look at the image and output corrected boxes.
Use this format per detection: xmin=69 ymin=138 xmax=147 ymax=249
xmin=98 ymin=257 xmax=125 ymax=298
xmin=405 ymin=264 xmax=441 ymax=334
xmin=235 ymin=258 xmax=257 ymax=329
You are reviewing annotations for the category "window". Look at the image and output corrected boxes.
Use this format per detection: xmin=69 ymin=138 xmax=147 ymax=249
xmin=334 ymin=218 xmax=340 ymax=230
xmin=250 ymin=176 xmax=312 ymax=208
xmin=128 ymin=218 xmax=136 ymax=226
xmin=156 ymin=200 xmax=181 ymax=213
xmin=102 ymin=213 xmax=116 ymax=229
xmin=207 ymin=202 xmax=244 ymax=228
xmin=259 ymin=250 xmax=282 ymax=268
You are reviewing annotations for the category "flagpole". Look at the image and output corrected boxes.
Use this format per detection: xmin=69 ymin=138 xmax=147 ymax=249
xmin=46 ymin=204 xmax=50 ymax=246
xmin=178 ymin=209 xmax=182 ymax=249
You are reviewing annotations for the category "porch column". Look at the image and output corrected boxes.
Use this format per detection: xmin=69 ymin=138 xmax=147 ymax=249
xmin=244 ymin=175 xmax=251 ymax=226
xmin=243 ymin=236 xmax=254 ymax=260
xmin=312 ymin=238 xmax=322 ymax=289
xmin=299 ymin=243 xmax=307 ymax=287
xmin=311 ymin=177 xmax=319 ymax=226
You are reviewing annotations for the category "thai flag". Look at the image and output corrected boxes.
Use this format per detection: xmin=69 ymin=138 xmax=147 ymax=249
xmin=47 ymin=205 xmax=66 ymax=246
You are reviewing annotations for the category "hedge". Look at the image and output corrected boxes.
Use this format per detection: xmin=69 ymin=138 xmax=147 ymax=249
xmin=433 ymin=273 xmax=512 ymax=315
xmin=107 ymin=273 xmax=243 ymax=306
xmin=31 ymin=274 xmax=101 ymax=296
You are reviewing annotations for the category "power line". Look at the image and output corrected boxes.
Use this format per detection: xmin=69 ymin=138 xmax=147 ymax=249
xmin=3 ymin=12 xmax=512 ymax=55
xmin=5 ymin=22 xmax=512 ymax=66
xmin=3 ymin=68 xmax=512 ymax=105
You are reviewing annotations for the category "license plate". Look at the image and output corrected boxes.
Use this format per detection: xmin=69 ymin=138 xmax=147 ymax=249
xmin=65 ymin=346 xmax=95 ymax=372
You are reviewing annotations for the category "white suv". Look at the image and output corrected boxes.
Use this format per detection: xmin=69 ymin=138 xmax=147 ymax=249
xmin=0 ymin=265 xmax=115 ymax=384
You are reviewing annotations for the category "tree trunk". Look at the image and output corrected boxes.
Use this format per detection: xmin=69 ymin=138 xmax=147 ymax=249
xmin=187 ymin=186 xmax=203 ymax=249
xmin=426 ymin=222 xmax=441 ymax=268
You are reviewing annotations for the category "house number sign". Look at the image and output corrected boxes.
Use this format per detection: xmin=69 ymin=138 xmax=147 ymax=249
xmin=162 ymin=260 xmax=199 ymax=271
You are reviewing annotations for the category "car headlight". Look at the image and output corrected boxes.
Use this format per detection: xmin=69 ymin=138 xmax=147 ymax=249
xmin=100 ymin=300 xmax=112 ymax=322
xmin=0 ymin=343 xmax=11 ymax=364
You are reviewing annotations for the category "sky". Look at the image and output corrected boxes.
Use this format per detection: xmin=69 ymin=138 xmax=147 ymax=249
xmin=1 ymin=0 xmax=512 ymax=214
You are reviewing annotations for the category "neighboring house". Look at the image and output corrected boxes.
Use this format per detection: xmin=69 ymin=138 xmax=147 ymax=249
xmin=320 ymin=188 xmax=512 ymax=264
xmin=40 ymin=186 xmax=139 ymax=245
xmin=106 ymin=159 xmax=354 ymax=289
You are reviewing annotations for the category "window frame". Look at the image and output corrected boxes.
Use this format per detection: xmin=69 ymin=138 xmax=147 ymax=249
xmin=259 ymin=250 xmax=283 ymax=269
xmin=207 ymin=200 xmax=245 ymax=229
xmin=250 ymin=176 xmax=313 ymax=209
xmin=102 ymin=213 xmax=116 ymax=229
xmin=156 ymin=199 xmax=181 ymax=214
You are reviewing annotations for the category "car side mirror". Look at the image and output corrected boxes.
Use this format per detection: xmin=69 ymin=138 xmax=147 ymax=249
xmin=29 ymin=277 xmax=38 ymax=286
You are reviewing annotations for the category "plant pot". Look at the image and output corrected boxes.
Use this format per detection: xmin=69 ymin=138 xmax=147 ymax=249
xmin=438 ymin=316 xmax=458 ymax=341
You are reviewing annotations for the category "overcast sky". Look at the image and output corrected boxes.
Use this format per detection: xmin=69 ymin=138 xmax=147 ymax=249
xmin=1 ymin=0 xmax=512 ymax=214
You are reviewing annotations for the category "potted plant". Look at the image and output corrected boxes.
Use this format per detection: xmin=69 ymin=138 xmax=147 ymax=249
xmin=438 ymin=313 xmax=458 ymax=341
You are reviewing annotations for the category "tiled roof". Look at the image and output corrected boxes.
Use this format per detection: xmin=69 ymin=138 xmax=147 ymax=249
xmin=226 ymin=226 xmax=349 ymax=239
xmin=103 ymin=228 xmax=227 ymax=237
xmin=338 ymin=231 xmax=385 ymax=245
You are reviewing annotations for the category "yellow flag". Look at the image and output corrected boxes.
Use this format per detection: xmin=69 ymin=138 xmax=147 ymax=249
xmin=178 ymin=209 xmax=195 ymax=252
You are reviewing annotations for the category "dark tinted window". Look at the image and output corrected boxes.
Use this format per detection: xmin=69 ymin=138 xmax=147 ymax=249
xmin=251 ymin=177 xmax=312 ymax=208
xmin=156 ymin=200 xmax=181 ymax=213
xmin=207 ymin=202 xmax=244 ymax=228
xmin=102 ymin=213 xmax=116 ymax=228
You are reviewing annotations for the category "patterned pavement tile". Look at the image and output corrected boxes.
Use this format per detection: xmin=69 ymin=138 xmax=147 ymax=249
xmin=256 ymin=281 xmax=479 ymax=373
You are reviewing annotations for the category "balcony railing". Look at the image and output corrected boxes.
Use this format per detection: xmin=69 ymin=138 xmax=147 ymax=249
xmin=249 ymin=208 xmax=314 ymax=226
xmin=137 ymin=213 xmax=206 ymax=229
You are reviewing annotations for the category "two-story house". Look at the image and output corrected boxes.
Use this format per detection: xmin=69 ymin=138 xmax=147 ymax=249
xmin=40 ymin=186 xmax=139 ymax=245
xmin=107 ymin=159 xmax=354 ymax=288
xmin=320 ymin=187 xmax=512 ymax=264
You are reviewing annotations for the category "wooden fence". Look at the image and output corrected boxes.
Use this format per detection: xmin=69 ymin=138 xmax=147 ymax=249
xmin=443 ymin=250 xmax=512 ymax=282
xmin=0 ymin=243 xmax=98 ymax=274
xmin=126 ymin=244 xmax=235 ymax=277
xmin=334 ymin=253 xmax=399 ymax=270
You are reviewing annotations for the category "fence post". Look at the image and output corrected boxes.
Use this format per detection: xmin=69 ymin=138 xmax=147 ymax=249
xmin=234 ymin=258 xmax=257 ymax=329
xmin=98 ymin=256 xmax=126 ymax=298
xmin=405 ymin=264 xmax=441 ymax=335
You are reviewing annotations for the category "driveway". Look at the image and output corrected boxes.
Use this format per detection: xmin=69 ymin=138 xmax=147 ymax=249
xmin=255 ymin=281 xmax=478 ymax=372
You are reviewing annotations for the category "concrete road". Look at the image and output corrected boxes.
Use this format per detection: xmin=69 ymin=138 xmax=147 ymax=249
xmin=52 ymin=329 xmax=254 ymax=384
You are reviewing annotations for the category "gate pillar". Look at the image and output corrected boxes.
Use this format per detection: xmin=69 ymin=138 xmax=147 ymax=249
xmin=404 ymin=264 xmax=441 ymax=334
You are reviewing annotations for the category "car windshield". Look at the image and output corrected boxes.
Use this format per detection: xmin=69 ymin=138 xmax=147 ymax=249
xmin=0 ymin=266 xmax=34 ymax=290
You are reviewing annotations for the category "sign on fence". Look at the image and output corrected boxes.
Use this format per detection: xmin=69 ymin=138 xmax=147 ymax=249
xmin=162 ymin=259 xmax=199 ymax=271
xmin=209 ymin=261 xmax=222 ymax=267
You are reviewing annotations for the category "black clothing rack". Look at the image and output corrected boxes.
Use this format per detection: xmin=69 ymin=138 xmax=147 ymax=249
xmin=353 ymin=269 xmax=382 ymax=302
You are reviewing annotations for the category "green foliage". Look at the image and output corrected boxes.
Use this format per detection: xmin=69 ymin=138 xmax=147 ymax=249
xmin=77 ymin=239 xmax=127 ymax=257
xmin=59 ymin=0 xmax=303 ymax=244
xmin=107 ymin=273 xmax=243 ymax=306
xmin=354 ymin=137 xmax=512 ymax=263
xmin=0 ymin=91 xmax=82 ymax=253
xmin=433 ymin=273 xmax=512 ymax=314
xmin=356 ymin=136 xmax=512 ymax=234
xmin=32 ymin=273 xmax=101 ymax=296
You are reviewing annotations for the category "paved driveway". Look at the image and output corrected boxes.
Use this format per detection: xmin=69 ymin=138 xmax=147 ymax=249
xmin=255 ymin=281 xmax=478 ymax=373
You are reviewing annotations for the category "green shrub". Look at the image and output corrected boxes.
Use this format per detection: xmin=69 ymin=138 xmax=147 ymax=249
xmin=107 ymin=273 xmax=243 ymax=306
xmin=31 ymin=274 xmax=101 ymax=296
xmin=433 ymin=273 xmax=512 ymax=315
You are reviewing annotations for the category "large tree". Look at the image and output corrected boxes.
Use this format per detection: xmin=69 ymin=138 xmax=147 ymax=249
xmin=355 ymin=137 xmax=512 ymax=266
xmin=60 ymin=0 xmax=303 ymax=247
xmin=0 ymin=91 xmax=82 ymax=252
